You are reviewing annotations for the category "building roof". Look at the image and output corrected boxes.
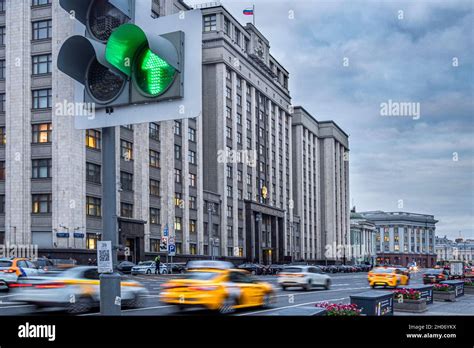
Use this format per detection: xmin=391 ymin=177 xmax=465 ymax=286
xmin=360 ymin=211 xmax=438 ymax=224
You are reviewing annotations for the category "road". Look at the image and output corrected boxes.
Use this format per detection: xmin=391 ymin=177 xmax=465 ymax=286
xmin=0 ymin=271 xmax=426 ymax=316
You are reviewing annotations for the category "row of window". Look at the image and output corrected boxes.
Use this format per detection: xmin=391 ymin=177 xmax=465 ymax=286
xmin=0 ymin=0 xmax=52 ymax=12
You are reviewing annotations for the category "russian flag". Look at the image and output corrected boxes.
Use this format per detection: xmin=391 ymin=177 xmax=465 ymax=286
xmin=243 ymin=8 xmax=254 ymax=16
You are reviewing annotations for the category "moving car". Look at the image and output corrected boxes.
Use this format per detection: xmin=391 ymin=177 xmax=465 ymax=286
xmin=368 ymin=267 xmax=409 ymax=288
xmin=12 ymin=266 xmax=148 ymax=313
xmin=237 ymin=263 xmax=265 ymax=275
xmin=422 ymin=268 xmax=450 ymax=284
xmin=117 ymin=261 xmax=136 ymax=274
xmin=159 ymin=260 xmax=274 ymax=314
xmin=131 ymin=261 xmax=168 ymax=275
xmin=0 ymin=258 xmax=40 ymax=291
xmin=277 ymin=266 xmax=331 ymax=291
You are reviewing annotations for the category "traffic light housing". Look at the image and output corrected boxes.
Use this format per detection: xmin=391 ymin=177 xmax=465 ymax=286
xmin=57 ymin=0 xmax=202 ymax=128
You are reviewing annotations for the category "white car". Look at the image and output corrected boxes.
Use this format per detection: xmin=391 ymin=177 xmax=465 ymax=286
xmin=0 ymin=258 xmax=41 ymax=291
xmin=277 ymin=266 xmax=331 ymax=291
xmin=131 ymin=261 xmax=168 ymax=275
xmin=12 ymin=266 xmax=148 ymax=313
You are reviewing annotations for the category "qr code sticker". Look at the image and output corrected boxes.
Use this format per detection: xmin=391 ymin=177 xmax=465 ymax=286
xmin=99 ymin=249 xmax=110 ymax=262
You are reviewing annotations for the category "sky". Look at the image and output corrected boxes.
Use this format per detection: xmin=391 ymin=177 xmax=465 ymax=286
xmin=185 ymin=0 xmax=474 ymax=240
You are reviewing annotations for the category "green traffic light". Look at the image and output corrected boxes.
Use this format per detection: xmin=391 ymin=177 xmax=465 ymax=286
xmin=135 ymin=48 xmax=176 ymax=97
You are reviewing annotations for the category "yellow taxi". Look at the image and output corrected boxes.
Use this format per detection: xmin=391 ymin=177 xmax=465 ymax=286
xmin=159 ymin=260 xmax=274 ymax=314
xmin=367 ymin=267 xmax=410 ymax=288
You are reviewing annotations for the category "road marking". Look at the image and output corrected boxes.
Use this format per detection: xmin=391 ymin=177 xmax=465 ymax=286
xmin=79 ymin=305 xmax=173 ymax=316
xmin=0 ymin=304 xmax=34 ymax=309
xmin=273 ymin=286 xmax=369 ymax=298
xmin=237 ymin=297 xmax=348 ymax=316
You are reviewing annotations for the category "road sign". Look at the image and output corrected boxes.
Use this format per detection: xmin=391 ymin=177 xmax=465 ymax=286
xmin=169 ymin=237 xmax=175 ymax=245
xmin=168 ymin=244 xmax=176 ymax=257
xmin=97 ymin=241 xmax=113 ymax=274
xmin=163 ymin=225 xmax=169 ymax=237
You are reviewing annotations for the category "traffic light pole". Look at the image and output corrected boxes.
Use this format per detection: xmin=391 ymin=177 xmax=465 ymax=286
xmin=100 ymin=125 xmax=121 ymax=316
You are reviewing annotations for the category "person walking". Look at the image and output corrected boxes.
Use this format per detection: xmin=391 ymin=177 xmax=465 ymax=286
xmin=154 ymin=255 xmax=161 ymax=274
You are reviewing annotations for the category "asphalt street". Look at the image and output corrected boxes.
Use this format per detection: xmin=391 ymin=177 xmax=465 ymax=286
xmin=0 ymin=271 xmax=458 ymax=316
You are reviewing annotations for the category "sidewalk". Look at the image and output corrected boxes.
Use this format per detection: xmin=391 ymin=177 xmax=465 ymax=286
xmin=395 ymin=294 xmax=474 ymax=316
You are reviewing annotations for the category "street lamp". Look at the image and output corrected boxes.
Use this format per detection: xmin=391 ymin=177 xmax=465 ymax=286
xmin=256 ymin=213 xmax=262 ymax=264
xmin=207 ymin=204 xmax=213 ymax=260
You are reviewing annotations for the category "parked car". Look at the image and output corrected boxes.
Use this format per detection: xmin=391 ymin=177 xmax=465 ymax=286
xmin=33 ymin=258 xmax=58 ymax=273
xmin=12 ymin=266 xmax=148 ymax=313
xmin=131 ymin=261 xmax=168 ymax=275
xmin=422 ymin=268 xmax=450 ymax=284
xmin=278 ymin=266 xmax=331 ymax=291
xmin=0 ymin=258 xmax=40 ymax=291
xmin=117 ymin=261 xmax=136 ymax=274
xmin=237 ymin=263 xmax=265 ymax=275
xmin=265 ymin=264 xmax=285 ymax=275
xmin=167 ymin=263 xmax=187 ymax=274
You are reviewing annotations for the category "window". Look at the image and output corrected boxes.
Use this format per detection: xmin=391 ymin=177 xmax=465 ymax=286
xmin=120 ymin=172 xmax=133 ymax=191
xmin=150 ymin=208 xmax=160 ymax=225
xmin=150 ymin=239 xmax=160 ymax=252
xmin=226 ymin=126 xmax=232 ymax=140
xmin=236 ymin=113 xmax=242 ymax=125
xmin=245 ymin=37 xmax=250 ymax=52
xmin=226 ymin=106 xmax=232 ymax=119
xmin=238 ymin=189 xmax=243 ymax=200
xmin=149 ymin=123 xmax=160 ymax=141
xmin=190 ymin=243 xmax=197 ymax=255
xmin=32 ymin=159 xmax=52 ymax=179
xmin=237 ymin=132 xmax=242 ymax=145
xmin=32 ymin=89 xmax=52 ymax=109
xmin=236 ymin=78 xmax=242 ymax=89
xmin=188 ymin=127 xmax=196 ymax=142
xmin=189 ymin=196 xmax=197 ymax=210
xmin=0 ymin=161 xmax=4 ymax=180
xmin=227 ymin=206 xmax=233 ymax=218
xmin=86 ymin=233 xmax=100 ymax=250
xmin=174 ymin=121 xmax=182 ymax=135
xmin=0 ymin=194 xmax=4 ymax=214
xmin=174 ymin=145 xmax=181 ymax=160
xmin=227 ymin=185 xmax=232 ymax=198
xmin=121 ymin=140 xmax=133 ymax=160
xmin=226 ymin=87 xmax=232 ymax=99
xmin=224 ymin=17 xmax=230 ymax=36
xmin=189 ymin=173 xmax=196 ymax=187
xmin=246 ymin=101 xmax=251 ymax=113
xmin=0 ymin=93 xmax=4 ymax=112
xmin=0 ymin=0 xmax=4 ymax=12
xmin=237 ymin=170 xmax=242 ymax=182
xmin=32 ymin=123 xmax=52 ymax=143
xmin=32 ymin=20 xmax=52 ymax=40
xmin=174 ymin=217 xmax=182 ymax=231
xmin=32 ymin=194 xmax=52 ymax=214
xmin=189 ymin=220 xmax=197 ymax=234
xmin=32 ymin=54 xmax=52 ymax=75
xmin=121 ymin=203 xmax=133 ymax=218
xmin=32 ymin=0 xmax=51 ymax=6
xmin=234 ymin=29 xmax=241 ymax=46
xmin=203 ymin=14 xmax=216 ymax=32
xmin=0 ymin=60 xmax=4 ymax=79
xmin=149 ymin=150 xmax=160 ymax=168
xmin=246 ymin=173 xmax=252 ymax=185
xmin=188 ymin=150 xmax=196 ymax=164
xmin=86 ymin=197 xmax=101 ymax=217
xmin=85 ymin=129 xmax=101 ymax=149
xmin=0 ymin=126 xmax=5 ymax=145
xmin=226 ymin=165 xmax=232 ymax=179
xmin=236 ymin=95 xmax=242 ymax=106
xmin=86 ymin=163 xmax=101 ymax=184
xmin=175 ymin=193 xmax=183 ymax=207
xmin=150 ymin=179 xmax=160 ymax=196
xmin=175 ymin=169 xmax=182 ymax=183
xmin=0 ymin=27 xmax=5 ymax=46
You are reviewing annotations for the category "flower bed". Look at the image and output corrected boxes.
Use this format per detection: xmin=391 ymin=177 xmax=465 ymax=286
xmin=433 ymin=284 xmax=456 ymax=301
xmin=315 ymin=302 xmax=361 ymax=316
xmin=464 ymin=279 xmax=474 ymax=294
xmin=393 ymin=289 xmax=427 ymax=313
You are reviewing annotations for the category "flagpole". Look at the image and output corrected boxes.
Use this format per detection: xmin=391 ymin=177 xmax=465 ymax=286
xmin=253 ymin=5 xmax=255 ymax=26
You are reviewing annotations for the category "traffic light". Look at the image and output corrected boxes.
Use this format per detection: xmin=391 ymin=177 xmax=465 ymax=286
xmin=57 ymin=0 xmax=201 ymax=128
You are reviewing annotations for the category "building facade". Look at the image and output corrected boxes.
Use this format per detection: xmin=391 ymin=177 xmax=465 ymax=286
xmin=359 ymin=211 xmax=438 ymax=267
xmin=436 ymin=236 xmax=474 ymax=264
xmin=291 ymin=107 xmax=350 ymax=263
xmin=350 ymin=209 xmax=376 ymax=265
xmin=0 ymin=0 xmax=350 ymax=265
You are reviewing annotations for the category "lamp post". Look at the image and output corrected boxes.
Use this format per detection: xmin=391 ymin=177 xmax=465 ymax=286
xmin=256 ymin=213 xmax=262 ymax=264
xmin=207 ymin=204 xmax=213 ymax=260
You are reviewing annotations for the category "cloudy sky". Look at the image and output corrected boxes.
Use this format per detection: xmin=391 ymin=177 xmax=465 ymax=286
xmin=186 ymin=0 xmax=474 ymax=239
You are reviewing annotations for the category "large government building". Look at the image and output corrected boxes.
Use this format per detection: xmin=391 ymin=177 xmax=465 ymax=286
xmin=0 ymin=0 xmax=350 ymax=264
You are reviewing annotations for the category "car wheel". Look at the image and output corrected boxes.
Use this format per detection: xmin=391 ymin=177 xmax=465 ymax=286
xmin=262 ymin=293 xmax=272 ymax=308
xmin=219 ymin=296 xmax=236 ymax=314
xmin=371 ymin=284 xmax=375 ymax=288
xmin=66 ymin=296 xmax=93 ymax=314
xmin=304 ymin=280 xmax=312 ymax=291
xmin=251 ymin=270 xmax=256 ymax=275
xmin=180 ymin=269 xmax=185 ymax=274
xmin=146 ymin=269 xmax=151 ymax=275
xmin=324 ymin=279 xmax=331 ymax=290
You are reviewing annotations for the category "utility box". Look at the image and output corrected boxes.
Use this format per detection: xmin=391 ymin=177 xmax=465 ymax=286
xmin=350 ymin=290 xmax=394 ymax=316
xmin=441 ymin=280 xmax=465 ymax=298
xmin=399 ymin=284 xmax=434 ymax=304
